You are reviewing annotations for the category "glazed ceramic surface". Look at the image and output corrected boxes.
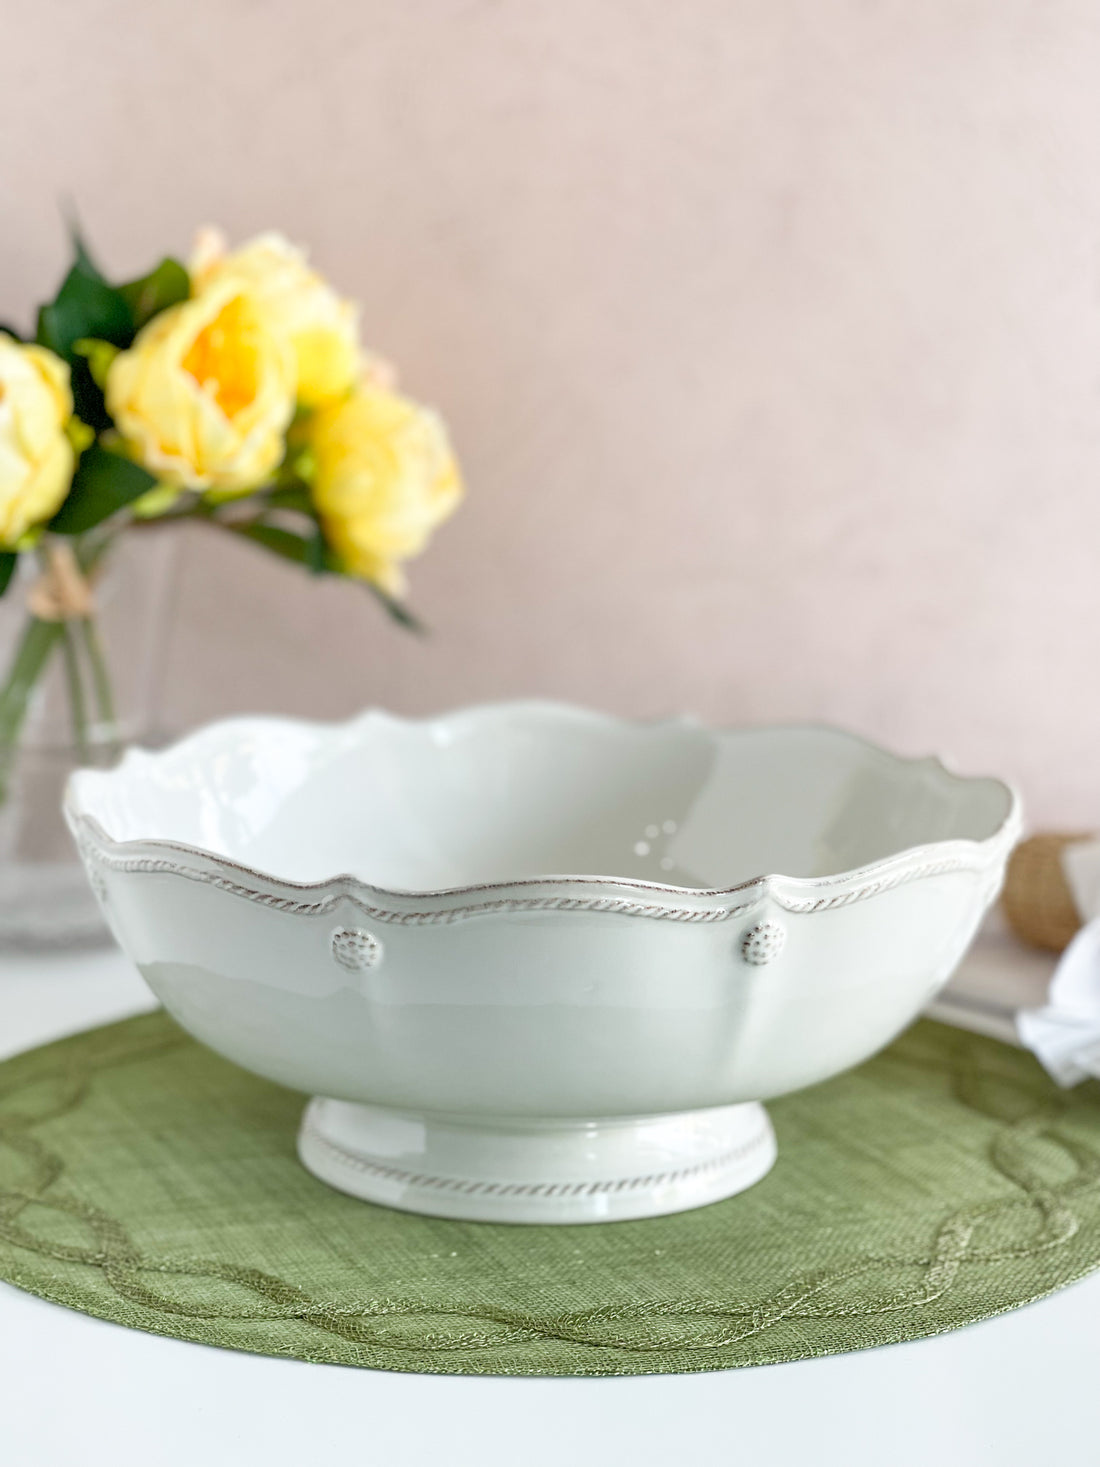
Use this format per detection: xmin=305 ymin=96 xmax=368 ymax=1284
xmin=65 ymin=702 xmax=1021 ymax=1223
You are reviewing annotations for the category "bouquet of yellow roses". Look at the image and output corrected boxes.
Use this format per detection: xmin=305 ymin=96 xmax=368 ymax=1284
xmin=0 ymin=227 xmax=463 ymax=797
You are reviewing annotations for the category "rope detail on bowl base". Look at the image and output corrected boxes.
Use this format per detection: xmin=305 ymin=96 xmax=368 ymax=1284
xmin=298 ymin=1099 xmax=777 ymax=1223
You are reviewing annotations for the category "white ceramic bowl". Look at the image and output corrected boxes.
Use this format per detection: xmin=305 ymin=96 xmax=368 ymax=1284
xmin=66 ymin=702 xmax=1021 ymax=1224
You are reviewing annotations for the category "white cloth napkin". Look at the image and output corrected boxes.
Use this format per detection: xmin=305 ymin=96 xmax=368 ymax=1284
xmin=1018 ymin=836 xmax=1100 ymax=1086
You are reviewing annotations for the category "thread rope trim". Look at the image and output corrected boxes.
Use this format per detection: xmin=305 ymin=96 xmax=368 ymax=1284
xmin=298 ymin=1110 xmax=773 ymax=1199
xmin=80 ymin=844 xmax=1000 ymax=925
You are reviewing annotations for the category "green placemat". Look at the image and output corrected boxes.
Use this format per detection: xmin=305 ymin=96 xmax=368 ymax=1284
xmin=2 ymin=1010 xmax=1100 ymax=1376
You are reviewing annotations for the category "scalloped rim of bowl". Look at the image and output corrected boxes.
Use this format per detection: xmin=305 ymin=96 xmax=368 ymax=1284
xmin=64 ymin=701 xmax=1023 ymax=924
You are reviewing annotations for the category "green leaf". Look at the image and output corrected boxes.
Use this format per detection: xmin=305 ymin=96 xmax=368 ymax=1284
xmin=226 ymin=520 xmax=424 ymax=630
xmin=37 ymin=241 xmax=134 ymax=431
xmin=304 ymin=522 xmax=328 ymax=575
xmin=49 ymin=444 xmax=157 ymax=535
xmin=264 ymin=484 xmax=316 ymax=516
xmin=118 ymin=257 xmax=189 ymax=332
xmin=365 ymin=581 xmax=425 ymax=633
xmin=37 ymin=259 xmax=132 ymax=359
xmin=0 ymin=553 xmax=18 ymax=598
xmin=228 ymin=521 xmax=336 ymax=570
xmin=248 ymin=489 xmax=330 ymax=574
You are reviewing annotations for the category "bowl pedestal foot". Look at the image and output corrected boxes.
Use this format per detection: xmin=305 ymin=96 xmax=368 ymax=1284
xmin=297 ymin=1097 xmax=777 ymax=1223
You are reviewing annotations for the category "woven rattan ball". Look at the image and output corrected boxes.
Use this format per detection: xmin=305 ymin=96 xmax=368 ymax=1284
xmin=1002 ymin=832 xmax=1093 ymax=953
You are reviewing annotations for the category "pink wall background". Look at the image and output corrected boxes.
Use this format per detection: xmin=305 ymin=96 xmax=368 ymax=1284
xmin=3 ymin=0 xmax=1099 ymax=826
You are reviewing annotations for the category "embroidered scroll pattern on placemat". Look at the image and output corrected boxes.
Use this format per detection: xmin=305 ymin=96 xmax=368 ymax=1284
xmin=1 ymin=1012 xmax=1100 ymax=1375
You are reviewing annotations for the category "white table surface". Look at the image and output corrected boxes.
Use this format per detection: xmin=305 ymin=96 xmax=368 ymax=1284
xmin=2 ymin=937 xmax=1098 ymax=1467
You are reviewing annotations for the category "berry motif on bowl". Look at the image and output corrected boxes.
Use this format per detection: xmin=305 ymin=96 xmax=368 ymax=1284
xmin=331 ymin=927 xmax=381 ymax=973
xmin=741 ymin=921 xmax=785 ymax=966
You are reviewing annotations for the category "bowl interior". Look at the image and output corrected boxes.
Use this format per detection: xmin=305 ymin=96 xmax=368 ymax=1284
xmin=72 ymin=706 xmax=1014 ymax=891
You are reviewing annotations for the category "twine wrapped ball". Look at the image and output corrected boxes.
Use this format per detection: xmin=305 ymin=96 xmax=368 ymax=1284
xmin=1002 ymin=833 xmax=1093 ymax=953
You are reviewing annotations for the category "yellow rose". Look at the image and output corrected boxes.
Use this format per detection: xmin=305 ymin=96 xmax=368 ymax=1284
xmin=309 ymin=383 xmax=463 ymax=595
xmin=191 ymin=231 xmax=359 ymax=408
xmin=105 ymin=281 xmax=295 ymax=494
xmin=0 ymin=335 xmax=74 ymax=548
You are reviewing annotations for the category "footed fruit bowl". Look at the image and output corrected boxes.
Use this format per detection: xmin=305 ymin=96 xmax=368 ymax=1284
xmin=66 ymin=702 xmax=1021 ymax=1224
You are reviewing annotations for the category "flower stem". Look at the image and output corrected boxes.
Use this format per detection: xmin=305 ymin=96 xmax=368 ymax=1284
xmin=60 ymin=621 xmax=90 ymax=765
xmin=79 ymin=616 xmax=117 ymax=738
xmin=0 ymin=615 xmax=65 ymax=804
xmin=0 ymin=532 xmax=125 ymax=807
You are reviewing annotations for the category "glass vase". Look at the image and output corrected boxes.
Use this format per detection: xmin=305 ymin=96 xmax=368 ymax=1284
xmin=0 ymin=529 xmax=177 ymax=948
